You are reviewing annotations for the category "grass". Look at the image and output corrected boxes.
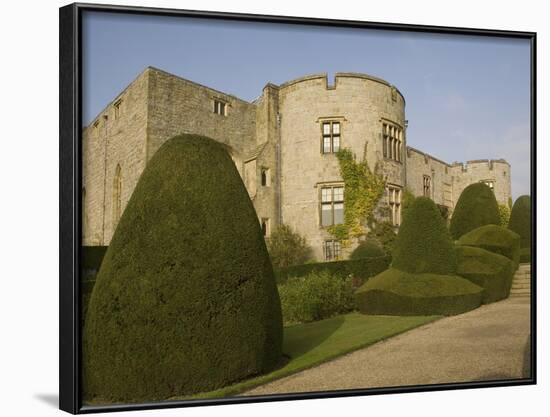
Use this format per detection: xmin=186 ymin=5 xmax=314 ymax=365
xmin=170 ymin=312 xmax=440 ymax=400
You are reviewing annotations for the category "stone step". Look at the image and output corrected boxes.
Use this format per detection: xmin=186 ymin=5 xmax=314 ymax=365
xmin=510 ymin=293 xmax=530 ymax=297
xmin=510 ymin=290 xmax=531 ymax=296
xmin=513 ymin=278 xmax=531 ymax=283
xmin=511 ymin=285 xmax=531 ymax=290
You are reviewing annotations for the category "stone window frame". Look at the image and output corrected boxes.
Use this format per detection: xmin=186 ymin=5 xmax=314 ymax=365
xmin=319 ymin=183 xmax=345 ymax=228
xmin=423 ymin=175 xmax=432 ymax=197
xmin=318 ymin=116 xmax=346 ymax=155
xmin=387 ymin=184 xmax=402 ymax=226
xmin=213 ymin=97 xmax=229 ymax=116
xmin=324 ymin=240 xmax=342 ymax=261
xmin=381 ymin=119 xmax=404 ymax=163
xmin=261 ymin=167 xmax=271 ymax=187
xmin=480 ymin=179 xmax=495 ymax=192
xmin=261 ymin=217 xmax=270 ymax=237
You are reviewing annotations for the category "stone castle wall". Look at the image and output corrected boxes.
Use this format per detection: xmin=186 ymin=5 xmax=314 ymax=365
xmin=82 ymin=70 xmax=150 ymax=246
xmin=406 ymin=147 xmax=454 ymax=208
xmin=450 ymin=159 xmax=511 ymax=205
xmin=82 ymin=67 xmax=512 ymax=262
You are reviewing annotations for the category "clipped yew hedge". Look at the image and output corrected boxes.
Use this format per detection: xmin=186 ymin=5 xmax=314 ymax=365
xmin=83 ymin=134 xmax=283 ymax=403
xmin=457 ymin=224 xmax=520 ymax=266
xmin=355 ymin=268 xmax=483 ymax=316
xmin=392 ymin=196 xmax=457 ymax=275
xmin=450 ymin=183 xmax=500 ymax=240
xmin=275 ymin=255 xmax=391 ymax=284
xmin=355 ymin=197 xmax=483 ymax=316
xmin=456 ymin=245 xmax=514 ymax=304
xmin=508 ymin=195 xmax=531 ymax=249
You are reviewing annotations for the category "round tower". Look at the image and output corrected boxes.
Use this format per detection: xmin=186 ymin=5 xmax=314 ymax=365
xmin=277 ymin=73 xmax=406 ymax=261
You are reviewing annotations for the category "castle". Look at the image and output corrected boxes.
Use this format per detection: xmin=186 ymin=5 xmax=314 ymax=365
xmin=82 ymin=67 xmax=512 ymax=261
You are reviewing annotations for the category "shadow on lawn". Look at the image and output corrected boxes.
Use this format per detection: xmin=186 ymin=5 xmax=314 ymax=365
xmin=283 ymin=315 xmax=345 ymax=360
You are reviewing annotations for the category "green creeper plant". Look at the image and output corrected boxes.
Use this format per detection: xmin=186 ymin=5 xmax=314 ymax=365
xmin=328 ymin=149 xmax=386 ymax=245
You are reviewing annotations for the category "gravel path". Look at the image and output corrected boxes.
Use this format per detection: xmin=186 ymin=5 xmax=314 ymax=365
xmin=244 ymin=297 xmax=531 ymax=396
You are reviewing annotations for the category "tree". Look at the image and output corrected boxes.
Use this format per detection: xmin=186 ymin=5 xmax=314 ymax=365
xmin=267 ymin=224 xmax=313 ymax=269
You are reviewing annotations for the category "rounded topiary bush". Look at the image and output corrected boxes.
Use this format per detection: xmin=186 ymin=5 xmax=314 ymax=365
xmin=355 ymin=268 xmax=483 ymax=316
xmin=457 ymin=224 xmax=520 ymax=266
xmin=83 ymin=134 xmax=283 ymax=403
xmin=350 ymin=239 xmax=386 ymax=260
xmin=392 ymin=196 xmax=457 ymax=275
xmin=456 ymin=245 xmax=514 ymax=304
xmin=508 ymin=195 xmax=531 ymax=249
xmin=450 ymin=183 xmax=500 ymax=240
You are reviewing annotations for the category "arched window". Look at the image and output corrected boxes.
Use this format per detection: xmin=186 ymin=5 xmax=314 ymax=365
xmin=113 ymin=164 xmax=122 ymax=226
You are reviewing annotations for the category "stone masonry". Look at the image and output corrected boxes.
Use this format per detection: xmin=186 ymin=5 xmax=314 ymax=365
xmin=82 ymin=67 xmax=512 ymax=261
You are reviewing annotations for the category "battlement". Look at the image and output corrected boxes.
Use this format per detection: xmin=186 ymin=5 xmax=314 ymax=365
xmin=451 ymin=159 xmax=510 ymax=172
xmin=266 ymin=72 xmax=405 ymax=102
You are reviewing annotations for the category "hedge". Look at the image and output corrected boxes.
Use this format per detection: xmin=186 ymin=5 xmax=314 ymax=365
xmin=392 ymin=197 xmax=457 ymax=275
xmin=275 ymin=255 xmax=391 ymax=284
xmin=450 ymin=183 xmax=500 ymax=240
xmin=81 ymin=246 xmax=107 ymax=271
xmin=508 ymin=195 xmax=531 ymax=249
xmin=456 ymin=245 xmax=514 ymax=304
xmin=355 ymin=268 xmax=483 ymax=316
xmin=83 ymin=134 xmax=283 ymax=403
xmin=278 ymin=271 xmax=355 ymax=324
xmin=457 ymin=224 xmax=520 ymax=266
xmin=350 ymin=239 xmax=386 ymax=260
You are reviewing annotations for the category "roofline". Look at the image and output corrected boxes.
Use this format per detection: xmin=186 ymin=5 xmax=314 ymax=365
xmin=84 ymin=66 xmax=254 ymax=129
xmin=406 ymin=146 xmax=452 ymax=167
xmin=264 ymin=72 xmax=406 ymax=104
xmin=407 ymin=146 xmax=510 ymax=168
xmin=146 ymin=66 xmax=253 ymax=105
xmin=84 ymin=67 xmax=150 ymax=129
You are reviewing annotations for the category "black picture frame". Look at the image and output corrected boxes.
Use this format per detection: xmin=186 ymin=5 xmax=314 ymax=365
xmin=59 ymin=3 xmax=537 ymax=414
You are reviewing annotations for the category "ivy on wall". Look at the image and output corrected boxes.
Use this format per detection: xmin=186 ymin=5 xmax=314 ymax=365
xmin=328 ymin=149 xmax=386 ymax=246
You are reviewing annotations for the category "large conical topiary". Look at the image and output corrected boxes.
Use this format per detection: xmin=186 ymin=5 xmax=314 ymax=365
xmin=508 ymin=195 xmax=531 ymax=249
xmin=83 ymin=134 xmax=283 ymax=403
xmin=392 ymin=196 xmax=457 ymax=275
xmin=450 ymin=183 xmax=500 ymax=240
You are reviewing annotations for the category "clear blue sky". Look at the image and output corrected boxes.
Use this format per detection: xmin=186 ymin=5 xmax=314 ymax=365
xmin=82 ymin=11 xmax=531 ymax=199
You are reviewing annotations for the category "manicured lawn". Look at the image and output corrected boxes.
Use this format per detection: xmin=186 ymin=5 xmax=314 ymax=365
xmin=172 ymin=312 xmax=440 ymax=400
